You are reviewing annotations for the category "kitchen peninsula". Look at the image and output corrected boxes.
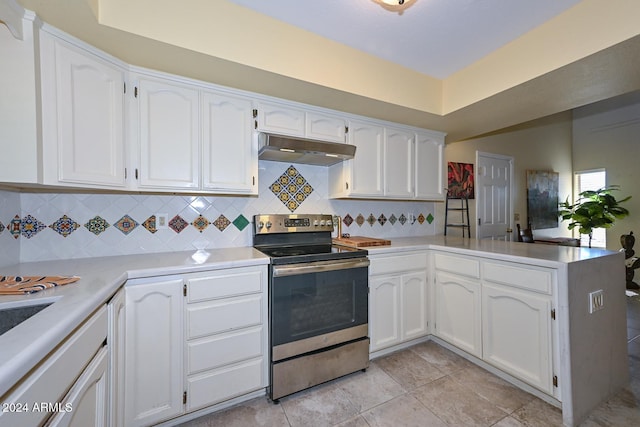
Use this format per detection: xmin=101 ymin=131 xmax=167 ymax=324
xmin=0 ymin=237 xmax=627 ymax=426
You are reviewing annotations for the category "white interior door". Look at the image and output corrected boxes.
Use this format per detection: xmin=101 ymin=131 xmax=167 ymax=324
xmin=476 ymin=152 xmax=513 ymax=240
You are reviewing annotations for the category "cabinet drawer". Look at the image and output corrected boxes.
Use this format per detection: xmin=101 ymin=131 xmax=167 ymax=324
xmin=369 ymin=252 xmax=427 ymax=275
xmin=186 ymin=268 xmax=263 ymax=303
xmin=186 ymin=358 xmax=264 ymax=412
xmin=0 ymin=306 xmax=107 ymax=426
xmin=187 ymin=295 xmax=262 ymax=339
xmin=187 ymin=326 xmax=263 ymax=374
xmin=483 ymin=262 xmax=553 ymax=295
xmin=434 ymin=252 xmax=480 ymax=278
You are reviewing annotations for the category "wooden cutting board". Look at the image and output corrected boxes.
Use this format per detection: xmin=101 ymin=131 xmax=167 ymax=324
xmin=333 ymin=236 xmax=391 ymax=248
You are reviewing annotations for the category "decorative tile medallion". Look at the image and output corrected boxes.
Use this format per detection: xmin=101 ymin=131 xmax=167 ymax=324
xmin=269 ymin=165 xmax=314 ymax=212
xmin=232 ymin=214 xmax=250 ymax=231
xmin=169 ymin=215 xmax=188 ymax=234
xmin=367 ymin=214 xmax=376 ymax=227
xmin=21 ymin=215 xmax=46 ymax=239
xmin=9 ymin=215 xmax=21 ymax=239
xmin=426 ymin=213 xmax=435 ymax=224
xmin=355 ymin=214 xmax=365 ymax=227
xmin=398 ymin=214 xmax=407 ymax=225
xmin=342 ymin=214 xmax=353 ymax=227
xmin=389 ymin=214 xmax=397 ymax=225
xmin=192 ymin=215 xmax=210 ymax=233
xmin=377 ymin=214 xmax=387 ymax=227
xmin=49 ymin=215 xmax=80 ymax=238
xmin=84 ymin=216 xmax=110 ymax=236
xmin=0 ymin=221 xmax=4 ymax=234
xmin=418 ymin=213 xmax=426 ymax=224
xmin=115 ymin=215 xmax=138 ymax=235
xmin=142 ymin=215 xmax=157 ymax=234
xmin=213 ymin=215 xmax=231 ymax=232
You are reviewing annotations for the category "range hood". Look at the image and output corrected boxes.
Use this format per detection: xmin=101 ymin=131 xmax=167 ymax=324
xmin=258 ymin=133 xmax=356 ymax=166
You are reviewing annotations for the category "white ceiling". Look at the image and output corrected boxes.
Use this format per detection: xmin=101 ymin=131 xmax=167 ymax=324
xmin=226 ymin=0 xmax=582 ymax=79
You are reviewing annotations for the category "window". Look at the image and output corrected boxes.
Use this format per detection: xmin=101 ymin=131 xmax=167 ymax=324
xmin=574 ymin=169 xmax=606 ymax=247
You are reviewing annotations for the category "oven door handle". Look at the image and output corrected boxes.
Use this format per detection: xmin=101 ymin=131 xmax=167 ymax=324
xmin=272 ymin=258 xmax=370 ymax=277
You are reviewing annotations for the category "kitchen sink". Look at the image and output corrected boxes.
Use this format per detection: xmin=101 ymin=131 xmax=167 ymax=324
xmin=0 ymin=302 xmax=54 ymax=336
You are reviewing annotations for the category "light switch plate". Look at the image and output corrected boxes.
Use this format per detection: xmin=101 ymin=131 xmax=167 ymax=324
xmin=155 ymin=213 xmax=169 ymax=230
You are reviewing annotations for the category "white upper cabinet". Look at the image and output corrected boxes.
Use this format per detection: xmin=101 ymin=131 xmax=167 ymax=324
xmin=254 ymin=100 xmax=305 ymax=136
xmin=130 ymin=71 xmax=258 ymax=194
xmin=329 ymin=120 xmax=384 ymax=198
xmin=202 ymin=91 xmax=257 ymax=194
xmin=306 ymin=112 xmax=346 ymax=143
xmin=254 ymin=101 xmax=346 ymax=142
xmin=134 ymin=75 xmax=200 ymax=190
xmin=39 ymin=28 xmax=126 ymax=188
xmin=330 ymin=123 xmax=444 ymax=201
xmin=384 ymin=127 xmax=415 ymax=199
xmin=415 ymin=131 xmax=445 ymax=200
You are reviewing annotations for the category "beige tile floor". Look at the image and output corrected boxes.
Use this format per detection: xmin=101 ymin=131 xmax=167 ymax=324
xmin=180 ymin=295 xmax=640 ymax=427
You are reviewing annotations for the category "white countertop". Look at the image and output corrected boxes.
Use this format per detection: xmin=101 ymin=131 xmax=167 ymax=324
xmin=363 ymin=236 xmax=619 ymax=267
xmin=0 ymin=247 xmax=269 ymax=398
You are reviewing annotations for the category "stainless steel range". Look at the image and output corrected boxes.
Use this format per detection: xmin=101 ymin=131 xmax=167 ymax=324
xmin=253 ymin=213 xmax=370 ymax=402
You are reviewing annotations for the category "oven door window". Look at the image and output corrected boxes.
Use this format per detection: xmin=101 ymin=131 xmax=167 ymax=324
xmin=271 ymin=265 xmax=368 ymax=347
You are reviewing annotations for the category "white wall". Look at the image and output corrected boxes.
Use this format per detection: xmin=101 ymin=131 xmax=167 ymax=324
xmin=572 ymin=91 xmax=640 ymax=251
xmin=442 ymin=112 xmax=574 ymax=240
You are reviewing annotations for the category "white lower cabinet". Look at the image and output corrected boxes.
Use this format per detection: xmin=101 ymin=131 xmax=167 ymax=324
xmin=121 ymin=265 xmax=267 ymax=427
xmin=432 ymin=251 xmax=557 ymax=396
xmin=369 ymin=252 xmax=428 ymax=353
xmin=0 ymin=306 xmax=108 ymax=427
xmin=434 ymin=270 xmax=482 ymax=358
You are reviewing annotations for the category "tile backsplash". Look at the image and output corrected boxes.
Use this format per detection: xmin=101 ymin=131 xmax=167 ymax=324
xmin=1 ymin=161 xmax=439 ymax=264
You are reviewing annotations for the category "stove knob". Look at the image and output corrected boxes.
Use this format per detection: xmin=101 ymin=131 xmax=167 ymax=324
xmin=313 ymin=220 xmax=319 ymax=226
xmin=265 ymin=221 xmax=272 ymax=229
xmin=327 ymin=219 xmax=333 ymax=227
xmin=258 ymin=221 xmax=264 ymax=230
xmin=320 ymin=220 xmax=326 ymax=226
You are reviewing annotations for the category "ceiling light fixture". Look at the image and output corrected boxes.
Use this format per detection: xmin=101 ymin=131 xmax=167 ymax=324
xmin=372 ymin=0 xmax=416 ymax=14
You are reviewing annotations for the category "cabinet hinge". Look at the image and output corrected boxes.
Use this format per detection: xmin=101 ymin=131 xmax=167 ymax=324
xmin=551 ymin=308 xmax=556 ymax=320
xmin=252 ymin=109 xmax=258 ymax=118
xmin=345 ymin=125 xmax=349 ymax=134
xmin=252 ymin=176 xmax=255 ymax=186
xmin=135 ymin=168 xmax=139 ymax=180
xmin=345 ymin=182 xmax=349 ymax=190
xmin=254 ymin=120 xmax=258 ymax=130
xmin=124 ymin=168 xmax=127 ymax=179
xmin=183 ymin=391 xmax=187 ymax=404
xmin=183 ymin=283 xmax=187 ymax=297
xmin=123 ymin=82 xmax=126 ymax=94
xmin=553 ymin=375 xmax=558 ymax=387
xmin=134 ymin=86 xmax=138 ymax=98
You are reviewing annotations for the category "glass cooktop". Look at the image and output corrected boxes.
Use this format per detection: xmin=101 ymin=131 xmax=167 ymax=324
xmin=256 ymin=244 xmax=367 ymax=265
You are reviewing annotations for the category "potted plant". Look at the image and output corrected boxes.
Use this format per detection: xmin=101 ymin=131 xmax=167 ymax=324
xmin=559 ymin=185 xmax=631 ymax=248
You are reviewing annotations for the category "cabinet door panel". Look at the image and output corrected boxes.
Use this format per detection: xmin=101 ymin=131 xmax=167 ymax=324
xmin=306 ymin=112 xmax=346 ymax=142
xmin=369 ymin=276 xmax=400 ymax=351
xmin=202 ymin=91 xmax=256 ymax=193
xmin=384 ymin=128 xmax=414 ymax=198
xmin=137 ymin=77 xmax=199 ymax=189
xmin=401 ymin=271 xmax=428 ymax=340
xmin=256 ymin=101 xmax=304 ymax=136
xmin=482 ymin=282 xmax=553 ymax=393
xmin=52 ymin=38 xmax=125 ymax=187
xmin=347 ymin=121 xmax=384 ymax=196
xmin=187 ymin=326 xmax=263 ymax=374
xmin=46 ymin=347 xmax=108 ymax=427
xmin=434 ymin=271 xmax=482 ymax=357
xmin=124 ymin=279 xmax=183 ymax=427
xmin=415 ymin=133 xmax=444 ymax=200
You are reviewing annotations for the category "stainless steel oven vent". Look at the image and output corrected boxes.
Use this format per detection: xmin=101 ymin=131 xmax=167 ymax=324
xmin=258 ymin=133 xmax=356 ymax=166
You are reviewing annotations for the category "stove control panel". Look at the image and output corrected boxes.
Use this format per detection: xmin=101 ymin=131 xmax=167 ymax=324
xmin=254 ymin=214 xmax=335 ymax=234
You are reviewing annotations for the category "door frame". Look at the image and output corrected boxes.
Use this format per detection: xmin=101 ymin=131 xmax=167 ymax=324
xmin=475 ymin=151 xmax=514 ymax=240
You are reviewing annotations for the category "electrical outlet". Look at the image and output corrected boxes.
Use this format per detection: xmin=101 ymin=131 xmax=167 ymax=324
xmin=155 ymin=213 xmax=169 ymax=230
xmin=408 ymin=213 xmax=416 ymax=224
xmin=514 ymin=213 xmax=520 ymax=221
xmin=589 ymin=290 xmax=604 ymax=313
